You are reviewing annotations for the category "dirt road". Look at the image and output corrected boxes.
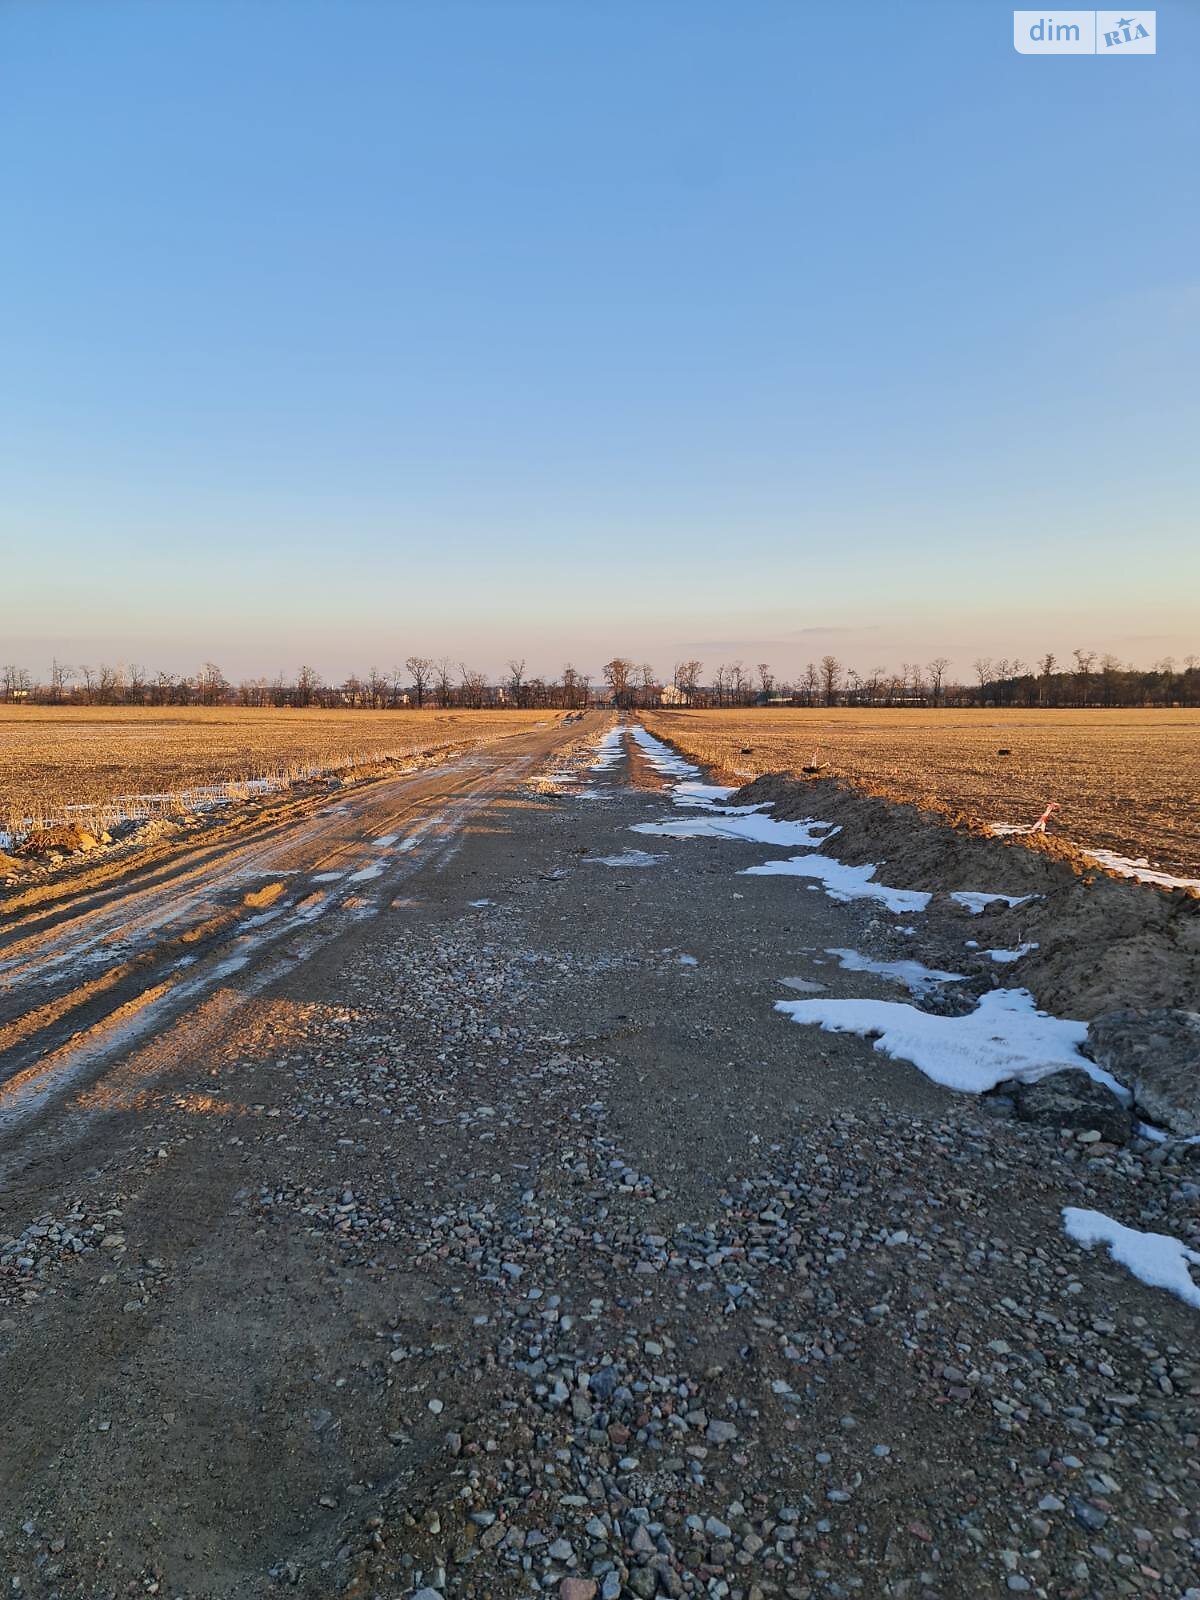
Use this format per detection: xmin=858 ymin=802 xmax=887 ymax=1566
xmin=1 ymin=721 xmax=1196 ymax=1600
xmin=0 ymin=718 xmax=595 ymax=1149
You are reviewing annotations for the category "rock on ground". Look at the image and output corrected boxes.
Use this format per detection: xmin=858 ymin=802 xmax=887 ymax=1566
xmin=1088 ymin=1008 xmax=1200 ymax=1137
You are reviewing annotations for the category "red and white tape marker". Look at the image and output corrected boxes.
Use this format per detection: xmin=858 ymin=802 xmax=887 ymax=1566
xmin=1030 ymin=801 xmax=1061 ymax=833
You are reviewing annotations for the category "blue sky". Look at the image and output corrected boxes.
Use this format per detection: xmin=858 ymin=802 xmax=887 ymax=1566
xmin=2 ymin=1 xmax=1196 ymax=684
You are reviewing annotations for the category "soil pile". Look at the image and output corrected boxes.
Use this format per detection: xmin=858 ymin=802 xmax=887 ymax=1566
xmin=19 ymin=823 xmax=101 ymax=857
xmin=732 ymin=773 xmax=1200 ymax=1022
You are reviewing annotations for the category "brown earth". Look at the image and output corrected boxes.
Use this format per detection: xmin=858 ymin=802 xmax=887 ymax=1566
xmin=643 ymin=708 xmax=1200 ymax=880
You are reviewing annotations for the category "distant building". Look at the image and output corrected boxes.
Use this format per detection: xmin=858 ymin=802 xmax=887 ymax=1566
xmin=660 ymin=683 xmax=689 ymax=705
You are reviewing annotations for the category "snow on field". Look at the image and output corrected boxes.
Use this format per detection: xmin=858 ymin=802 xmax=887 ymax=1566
xmin=987 ymin=942 xmax=1038 ymax=963
xmin=632 ymin=813 xmax=838 ymax=848
xmin=745 ymin=855 xmax=930 ymax=914
xmin=348 ymin=862 xmax=385 ymax=882
xmin=779 ymin=976 xmax=827 ymax=993
xmin=586 ymin=849 xmax=664 ymax=868
xmin=951 ymin=891 xmax=1035 ymax=915
xmin=1079 ymin=849 xmax=1200 ymax=892
xmin=824 ymin=947 xmax=967 ymax=995
xmin=1062 ymin=1207 xmax=1200 ymax=1310
xmin=775 ymin=987 xmax=1124 ymax=1097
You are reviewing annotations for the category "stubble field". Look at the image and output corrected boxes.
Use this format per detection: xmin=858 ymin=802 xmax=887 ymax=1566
xmin=642 ymin=707 xmax=1200 ymax=880
xmin=0 ymin=706 xmax=553 ymax=838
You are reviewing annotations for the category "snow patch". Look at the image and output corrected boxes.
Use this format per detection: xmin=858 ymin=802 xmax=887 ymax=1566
xmin=348 ymin=862 xmax=385 ymax=883
xmin=1080 ymin=850 xmax=1200 ymax=892
xmin=778 ymin=976 xmax=827 ymax=994
xmin=1062 ymin=1207 xmax=1200 ymax=1310
xmin=632 ymin=813 xmax=837 ymax=849
xmin=824 ymin=947 xmax=967 ymax=995
xmin=671 ymin=780 xmax=740 ymax=808
xmin=585 ymin=849 xmax=665 ymax=869
xmin=745 ymin=855 xmax=930 ymax=914
xmin=590 ymin=728 xmax=627 ymax=771
xmin=776 ymin=988 xmax=1124 ymax=1097
xmin=626 ymin=725 xmax=701 ymax=780
xmin=987 ymin=942 xmax=1038 ymax=964
xmin=951 ymin=891 xmax=1035 ymax=915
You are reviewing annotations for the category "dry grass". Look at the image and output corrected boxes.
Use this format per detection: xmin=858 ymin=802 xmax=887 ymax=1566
xmin=642 ymin=707 xmax=1200 ymax=877
xmin=0 ymin=706 xmax=553 ymax=841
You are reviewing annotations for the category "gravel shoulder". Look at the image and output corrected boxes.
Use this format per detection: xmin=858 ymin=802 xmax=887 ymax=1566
xmin=1 ymin=723 xmax=1196 ymax=1600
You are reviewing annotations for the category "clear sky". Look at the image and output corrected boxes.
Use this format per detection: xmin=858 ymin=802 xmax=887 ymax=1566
xmin=2 ymin=0 xmax=1197 ymax=686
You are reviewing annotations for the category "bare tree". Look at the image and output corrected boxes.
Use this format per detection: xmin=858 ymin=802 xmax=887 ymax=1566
xmin=458 ymin=664 xmax=487 ymax=709
xmin=927 ymin=657 xmax=949 ymax=706
xmin=602 ymin=658 xmax=634 ymax=708
xmin=561 ymin=663 xmax=583 ymax=709
xmin=2 ymin=664 xmax=31 ymax=702
xmin=506 ymin=658 xmax=527 ymax=707
xmin=434 ymin=658 xmax=454 ymax=708
xmin=1157 ymin=656 xmax=1177 ymax=705
xmin=97 ymin=663 xmax=121 ymax=704
xmin=819 ymin=655 xmax=841 ymax=707
xmin=49 ymin=658 xmax=72 ymax=703
xmin=1100 ymin=652 xmax=1123 ymax=706
xmin=366 ymin=666 xmax=388 ymax=709
xmin=404 ymin=656 xmax=433 ymax=708
xmin=1037 ymin=652 xmax=1057 ymax=706
xmin=295 ymin=664 xmax=321 ymax=708
xmin=756 ymin=662 xmax=774 ymax=699
xmin=198 ymin=662 xmax=228 ymax=706
xmin=674 ymin=660 xmax=702 ymax=706
xmin=802 ymin=662 xmax=820 ymax=706
xmin=1073 ymin=648 xmax=1096 ymax=706
xmin=973 ymin=658 xmax=994 ymax=699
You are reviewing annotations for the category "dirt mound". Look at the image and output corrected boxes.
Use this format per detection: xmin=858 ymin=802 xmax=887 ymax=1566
xmin=0 ymin=850 xmax=22 ymax=876
xmin=19 ymin=824 xmax=101 ymax=857
xmin=732 ymin=772 xmax=1200 ymax=1021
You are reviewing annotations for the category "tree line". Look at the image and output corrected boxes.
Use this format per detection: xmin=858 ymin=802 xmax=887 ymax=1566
xmin=2 ymin=648 xmax=1197 ymax=710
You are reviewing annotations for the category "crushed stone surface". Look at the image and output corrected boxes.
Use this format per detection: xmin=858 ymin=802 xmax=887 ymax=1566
xmin=0 ymin=722 xmax=1197 ymax=1600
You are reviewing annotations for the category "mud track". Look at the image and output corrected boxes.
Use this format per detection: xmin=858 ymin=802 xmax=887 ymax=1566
xmin=0 ymin=717 xmax=597 ymax=1152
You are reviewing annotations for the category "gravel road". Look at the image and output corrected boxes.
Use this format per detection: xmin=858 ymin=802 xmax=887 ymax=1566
xmin=1 ymin=721 xmax=1196 ymax=1600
